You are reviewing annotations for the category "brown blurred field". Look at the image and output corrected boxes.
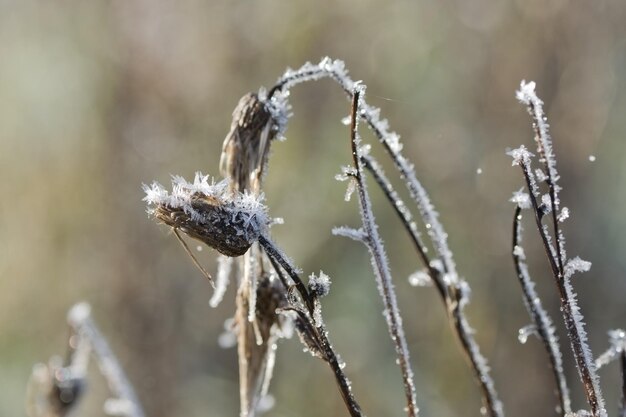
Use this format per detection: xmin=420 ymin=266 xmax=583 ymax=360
xmin=2 ymin=1 xmax=626 ymax=416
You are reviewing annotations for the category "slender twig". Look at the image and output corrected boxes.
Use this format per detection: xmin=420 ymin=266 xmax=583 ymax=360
xmin=361 ymin=155 xmax=447 ymax=301
xmin=514 ymin=81 xmax=605 ymax=417
xmin=348 ymin=88 xmax=419 ymax=417
xmin=257 ymin=233 xmax=364 ymax=417
xmin=173 ymin=228 xmax=215 ymax=287
xmin=67 ymin=303 xmax=146 ymax=417
xmin=513 ymin=147 xmax=604 ymax=417
xmin=363 ymin=153 xmax=504 ymax=417
xmin=258 ymin=234 xmax=314 ymax=315
xmin=270 ymin=60 xmax=502 ymax=416
xmin=512 ymin=206 xmax=571 ymax=414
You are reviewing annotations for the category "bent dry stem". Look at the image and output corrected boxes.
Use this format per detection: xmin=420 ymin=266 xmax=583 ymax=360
xmin=348 ymin=88 xmax=419 ymax=417
xmin=512 ymin=206 xmax=571 ymax=414
xmin=258 ymin=234 xmax=363 ymax=417
xmin=362 ymin=153 xmax=503 ymax=417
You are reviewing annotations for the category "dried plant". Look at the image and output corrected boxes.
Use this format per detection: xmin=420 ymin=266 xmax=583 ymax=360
xmin=26 ymin=303 xmax=145 ymax=417
xmin=30 ymin=58 xmax=626 ymax=417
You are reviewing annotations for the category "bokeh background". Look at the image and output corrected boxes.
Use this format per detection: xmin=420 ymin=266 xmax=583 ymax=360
xmin=2 ymin=1 xmax=626 ymax=416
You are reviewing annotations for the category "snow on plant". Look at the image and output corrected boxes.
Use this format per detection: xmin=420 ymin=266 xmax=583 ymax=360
xmin=511 ymin=81 xmax=607 ymax=417
xmin=32 ymin=58 xmax=626 ymax=417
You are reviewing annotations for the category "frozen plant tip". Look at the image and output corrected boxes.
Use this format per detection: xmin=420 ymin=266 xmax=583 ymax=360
xmin=513 ymin=80 xmax=606 ymax=417
xmin=143 ymin=174 xmax=269 ymax=257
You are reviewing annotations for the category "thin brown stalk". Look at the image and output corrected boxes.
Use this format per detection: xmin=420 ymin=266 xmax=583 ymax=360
xmin=516 ymin=156 xmax=604 ymax=417
xmin=512 ymin=206 xmax=571 ymax=414
xmin=173 ymin=228 xmax=214 ymax=287
xmin=362 ymin=153 xmax=502 ymax=417
xmin=349 ymin=88 xmax=419 ymax=417
xmin=257 ymin=233 xmax=364 ymax=417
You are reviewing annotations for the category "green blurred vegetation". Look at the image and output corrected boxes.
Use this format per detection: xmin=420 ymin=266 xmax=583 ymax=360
xmin=1 ymin=1 xmax=626 ymax=416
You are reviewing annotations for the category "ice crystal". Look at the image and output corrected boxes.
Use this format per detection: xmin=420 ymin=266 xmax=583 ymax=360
xmin=510 ymin=189 xmax=531 ymax=210
xmin=595 ymin=329 xmax=626 ymax=370
xmin=507 ymin=145 xmax=534 ymax=167
xmin=308 ymin=271 xmax=332 ymax=298
xmin=209 ymin=255 xmax=233 ymax=308
xmin=408 ymin=270 xmax=432 ymax=287
xmin=518 ymin=325 xmax=538 ymax=344
xmin=564 ymin=257 xmax=592 ymax=280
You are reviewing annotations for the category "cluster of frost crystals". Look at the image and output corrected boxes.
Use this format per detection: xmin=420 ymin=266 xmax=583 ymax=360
xmin=408 ymin=270 xmax=432 ymax=287
xmin=332 ymin=226 xmax=367 ymax=243
xmin=516 ymin=81 xmax=559 ymax=184
xmin=276 ymin=57 xmax=354 ymax=92
xmin=308 ymin=271 xmax=331 ymax=298
xmin=595 ymin=329 xmax=626 ymax=370
xmin=335 ymin=165 xmax=358 ymax=202
xmin=258 ymin=87 xmax=291 ymax=141
xmin=562 ymin=276 xmax=607 ymax=416
xmin=208 ymin=255 xmax=233 ymax=308
xmin=510 ymin=189 xmax=531 ymax=209
xmin=541 ymin=194 xmax=553 ymax=213
xmin=565 ymin=411 xmax=593 ymax=417
xmin=142 ymin=172 xmax=268 ymax=230
xmin=563 ymin=257 xmax=592 ymax=280
xmin=558 ymin=207 xmax=570 ymax=223
xmin=518 ymin=324 xmax=538 ymax=344
xmin=507 ymin=145 xmax=534 ymax=167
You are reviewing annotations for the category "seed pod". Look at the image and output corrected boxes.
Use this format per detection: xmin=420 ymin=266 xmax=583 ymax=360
xmin=152 ymin=193 xmax=262 ymax=257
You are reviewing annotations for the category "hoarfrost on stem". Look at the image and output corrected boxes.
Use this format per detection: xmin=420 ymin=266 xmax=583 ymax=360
xmin=564 ymin=257 xmax=592 ymax=280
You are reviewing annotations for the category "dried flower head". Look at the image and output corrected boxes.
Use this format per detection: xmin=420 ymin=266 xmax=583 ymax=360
xmin=143 ymin=173 xmax=268 ymax=257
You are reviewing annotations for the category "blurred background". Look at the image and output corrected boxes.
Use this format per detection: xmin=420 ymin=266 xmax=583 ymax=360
xmin=1 ymin=1 xmax=626 ymax=416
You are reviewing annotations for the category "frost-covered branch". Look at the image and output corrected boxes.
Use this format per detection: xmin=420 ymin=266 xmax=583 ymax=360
xmin=144 ymin=172 xmax=363 ymax=417
xmin=344 ymin=87 xmax=419 ymax=417
xmin=27 ymin=303 xmax=145 ymax=417
xmin=512 ymin=81 xmax=606 ymax=417
xmin=258 ymin=234 xmax=364 ymax=417
xmin=595 ymin=330 xmax=626 ymax=417
xmin=68 ymin=303 xmax=145 ymax=417
xmin=362 ymin=153 xmax=503 ymax=417
xmin=273 ymin=58 xmax=501 ymax=417
xmin=512 ymin=205 xmax=571 ymax=415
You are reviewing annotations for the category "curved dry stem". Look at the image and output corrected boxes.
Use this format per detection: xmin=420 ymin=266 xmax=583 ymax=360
xmin=512 ymin=206 xmax=571 ymax=414
xmin=258 ymin=234 xmax=364 ymax=417
xmin=67 ymin=303 xmax=146 ymax=417
xmin=362 ymin=140 xmax=502 ymax=417
xmin=348 ymin=89 xmax=419 ymax=417
xmin=516 ymin=156 xmax=604 ymax=417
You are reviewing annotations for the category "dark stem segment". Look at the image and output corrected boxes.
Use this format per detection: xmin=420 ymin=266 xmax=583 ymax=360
xmin=512 ymin=207 xmax=571 ymax=414
xmin=517 ymin=159 xmax=603 ymax=417
xmin=258 ymin=234 xmax=314 ymax=315
xmin=361 ymin=155 xmax=447 ymax=301
xmin=257 ymin=234 xmax=364 ymax=417
xmin=349 ymin=89 xmax=419 ymax=417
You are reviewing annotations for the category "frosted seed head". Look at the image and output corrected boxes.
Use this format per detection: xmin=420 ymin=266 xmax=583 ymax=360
xmin=144 ymin=175 xmax=268 ymax=257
